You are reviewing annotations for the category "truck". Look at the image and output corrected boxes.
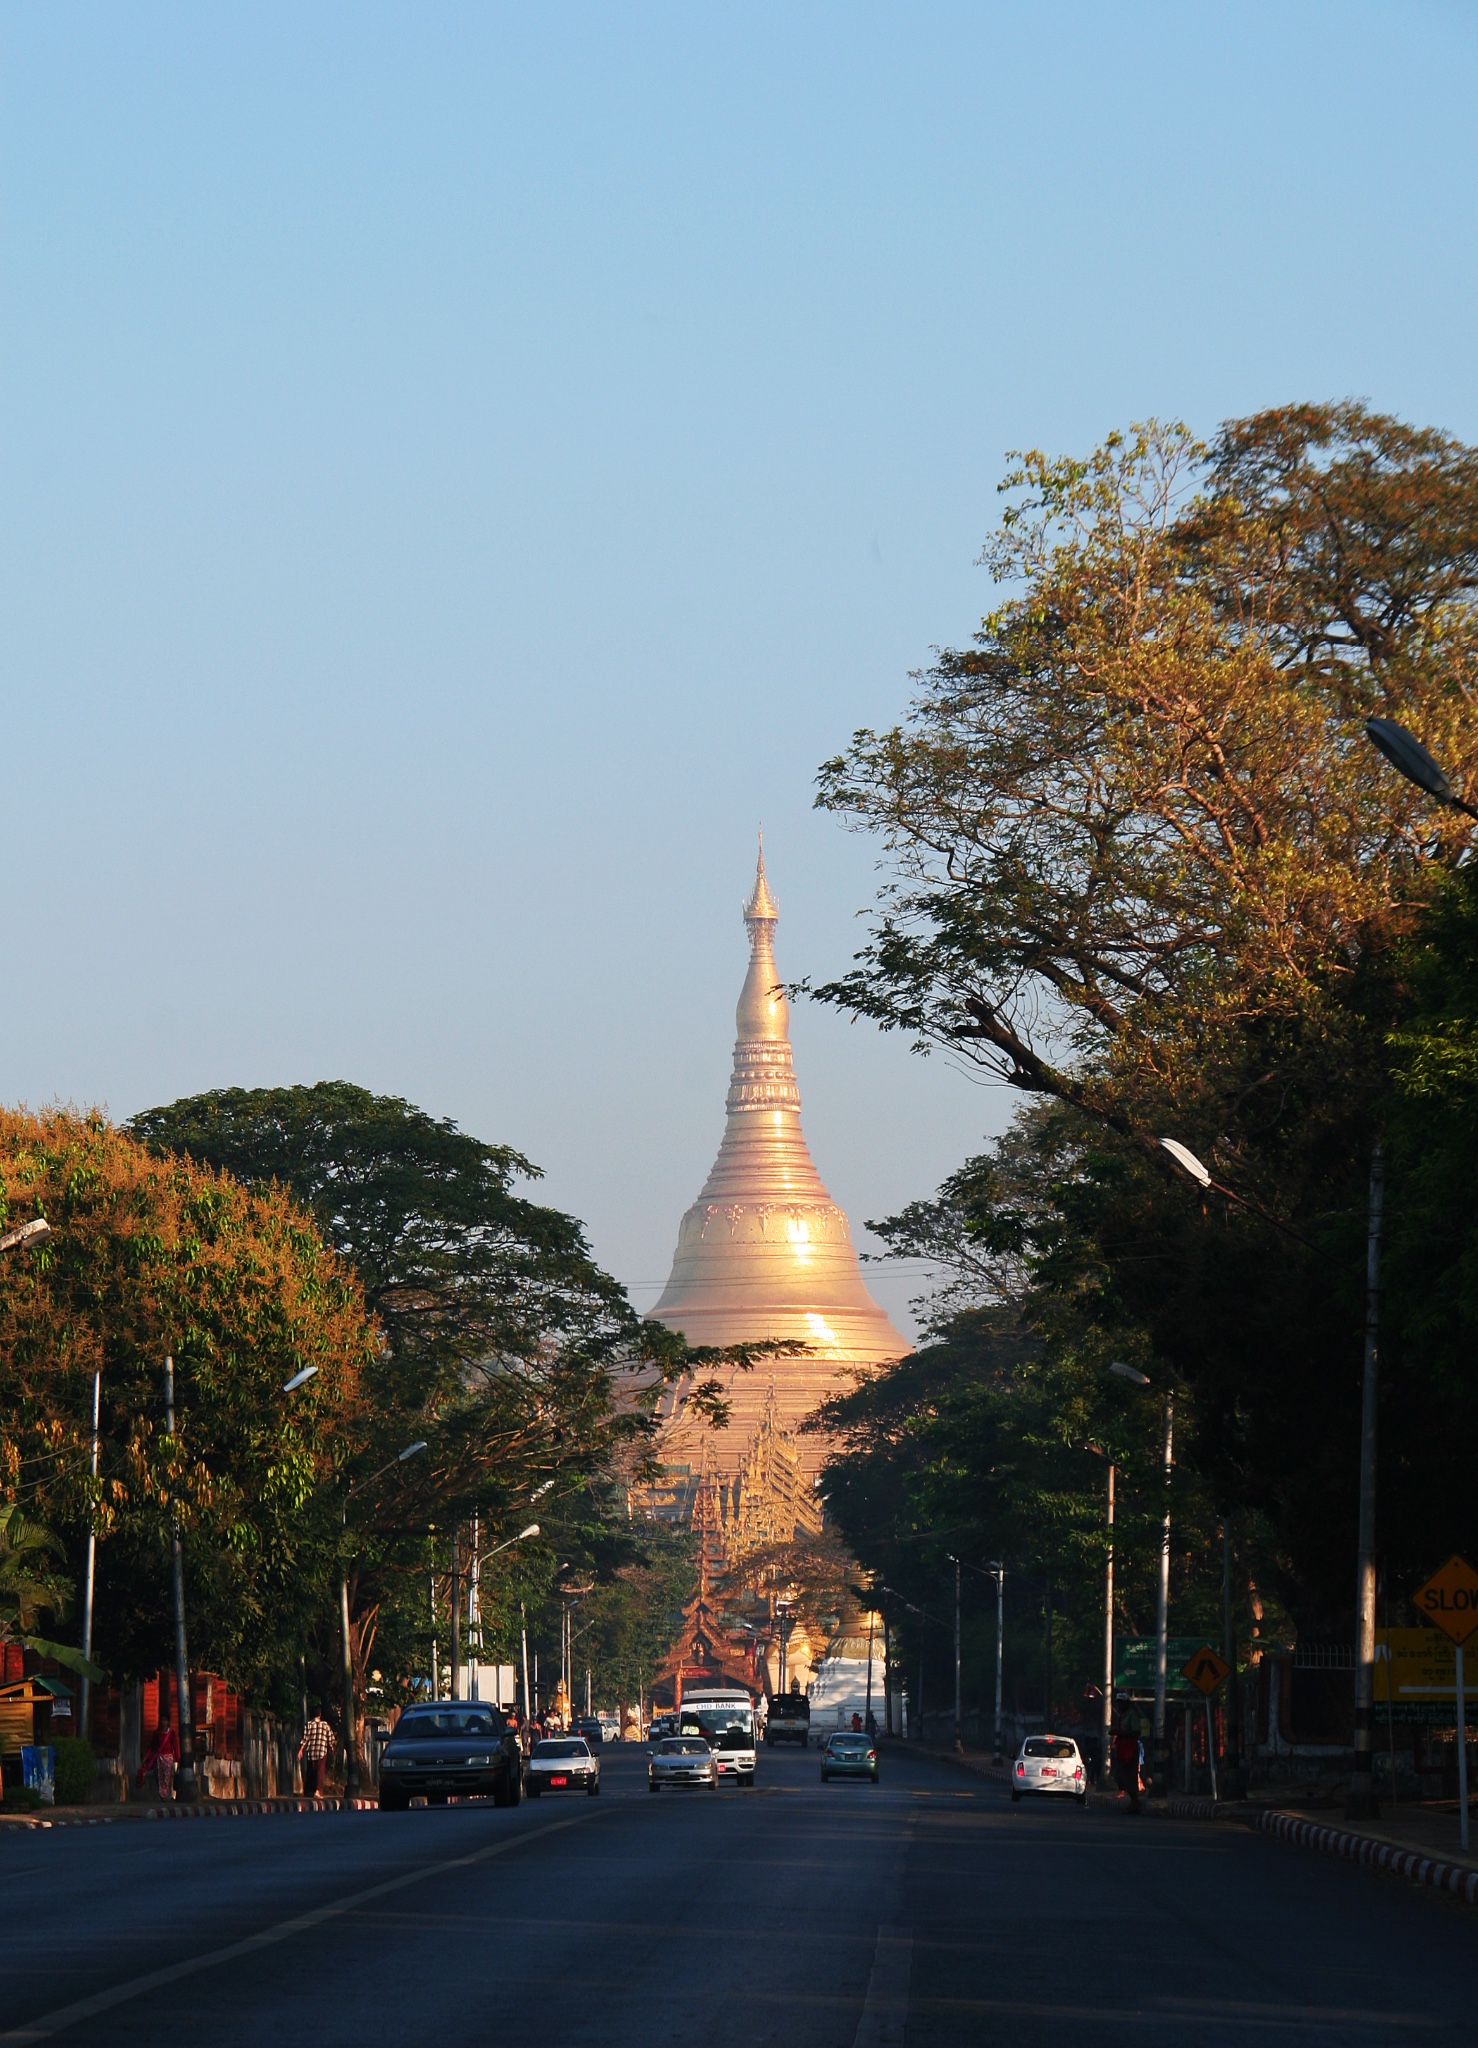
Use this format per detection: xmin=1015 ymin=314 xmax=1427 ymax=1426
xmin=764 ymin=1690 xmax=810 ymax=1747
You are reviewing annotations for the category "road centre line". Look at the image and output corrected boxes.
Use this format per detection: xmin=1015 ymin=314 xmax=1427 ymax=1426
xmin=0 ymin=1807 xmax=605 ymax=2044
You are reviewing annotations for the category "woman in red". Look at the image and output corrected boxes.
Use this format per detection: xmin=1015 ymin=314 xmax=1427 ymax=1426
xmin=137 ymin=1722 xmax=179 ymax=1800
xmin=1111 ymin=1707 xmax=1144 ymax=1814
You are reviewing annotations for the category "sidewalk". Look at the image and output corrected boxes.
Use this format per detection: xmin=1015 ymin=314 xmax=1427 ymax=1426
xmin=0 ymin=1793 xmax=376 ymax=1830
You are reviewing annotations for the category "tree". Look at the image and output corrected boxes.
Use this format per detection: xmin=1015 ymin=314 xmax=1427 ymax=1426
xmin=128 ymin=1083 xmax=770 ymax=1739
xmin=811 ymin=406 xmax=1478 ymax=1162
xmin=0 ymin=1107 xmax=375 ymax=1704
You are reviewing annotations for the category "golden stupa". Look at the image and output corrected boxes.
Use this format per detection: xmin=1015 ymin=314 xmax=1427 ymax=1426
xmin=648 ymin=842 xmax=907 ymax=1479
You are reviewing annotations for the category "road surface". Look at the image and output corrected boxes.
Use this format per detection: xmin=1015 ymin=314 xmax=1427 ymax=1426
xmin=1 ymin=1740 xmax=1474 ymax=2043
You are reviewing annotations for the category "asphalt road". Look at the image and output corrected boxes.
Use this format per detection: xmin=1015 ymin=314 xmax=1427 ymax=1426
xmin=2 ymin=1741 xmax=1476 ymax=2045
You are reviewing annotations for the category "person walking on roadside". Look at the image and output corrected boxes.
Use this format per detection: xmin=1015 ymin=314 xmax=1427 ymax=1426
xmin=138 ymin=1721 xmax=179 ymax=1800
xmin=298 ymin=1708 xmax=335 ymax=1800
xmin=1112 ymin=1705 xmax=1144 ymax=1814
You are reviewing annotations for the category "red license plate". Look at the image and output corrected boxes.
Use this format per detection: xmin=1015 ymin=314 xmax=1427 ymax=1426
xmin=550 ymin=1775 xmax=568 ymax=1786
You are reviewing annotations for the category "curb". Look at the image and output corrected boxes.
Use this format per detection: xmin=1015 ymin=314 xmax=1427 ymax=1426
xmin=1253 ymin=1807 xmax=1478 ymax=1906
xmin=0 ymin=1796 xmax=379 ymax=1830
xmin=1153 ymin=1793 xmax=1478 ymax=1911
xmin=141 ymin=1797 xmax=378 ymax=1819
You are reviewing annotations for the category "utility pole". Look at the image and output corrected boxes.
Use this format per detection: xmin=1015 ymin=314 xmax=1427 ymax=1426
xmin=1044 ymin=1573 xmax=1053 ymax=1727
xmin=468 ymin=1512 xmax=480 ymax=1699
xmin=950 ymin=1556 xmax=962 ymax=1751
xmin=1103 ymin=1464 xmax=1115 ymax=1790
xmin=989 ymin=1563 xmax=1005 ymax=1764
xmin=1151 ymin=1394 xmax=1173 ymax=1799
xmin=450 ymin=1526 xmax=462 ymax=1703
xmin=1348 ymin=1142 xmax=1383 ymax=1821
xmin=1222 ymin=1520 xmax=1244 ymax=1799
xmin=79 ymin=1368 xmax=101 ymax=1741
xmin=163 ymin=1356 xmax=199 ymax=1802
xmin=339 ymin=1559 xmax=358 ymax=1799
xmin=521 ymin=1602 xmax=531 ymax=1724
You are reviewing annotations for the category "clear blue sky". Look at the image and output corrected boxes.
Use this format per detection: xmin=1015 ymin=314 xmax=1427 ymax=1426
xmin=4 ymin=3 xmax=1475 ymax=1333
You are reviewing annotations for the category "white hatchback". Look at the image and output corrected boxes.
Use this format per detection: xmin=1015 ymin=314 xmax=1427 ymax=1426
xmin=1011 ymin=1734 xmax=1087 ymax=1805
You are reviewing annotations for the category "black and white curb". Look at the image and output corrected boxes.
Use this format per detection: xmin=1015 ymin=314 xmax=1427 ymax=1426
xmin=1253 ymin=1806 xmax=1478 ymax=1905
xmin=142 ymin=1797 xmax=378 ymax=1818
xmin=1166 ymin=1792 xmax=1478 ymax=1907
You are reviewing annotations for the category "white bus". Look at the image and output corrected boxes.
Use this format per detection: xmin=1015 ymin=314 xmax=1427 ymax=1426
xmin=676 ymin=1688 xmax=756 ymax=1786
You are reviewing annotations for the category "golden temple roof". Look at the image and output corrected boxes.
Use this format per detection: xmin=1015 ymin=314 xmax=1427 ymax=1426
xmin=648 ymin=843 xmax=908 ymax=1475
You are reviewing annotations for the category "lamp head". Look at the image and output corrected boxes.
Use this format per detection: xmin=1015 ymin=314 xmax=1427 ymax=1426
xmin=1109 ymin=1360 xmax=1151 ymax=1386
xmin=1366 ymin=716 xmax=1456 ymax=802
xmin=1159 ymin=1138 xmax=1212 ymax=1188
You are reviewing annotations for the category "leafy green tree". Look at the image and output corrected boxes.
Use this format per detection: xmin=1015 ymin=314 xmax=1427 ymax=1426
xmin=0 ymin=1107 xmax=375 ymax=1705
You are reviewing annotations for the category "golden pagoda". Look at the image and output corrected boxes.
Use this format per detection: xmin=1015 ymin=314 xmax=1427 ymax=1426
xmin=648 ymin=842 xmax=907 ymax=1480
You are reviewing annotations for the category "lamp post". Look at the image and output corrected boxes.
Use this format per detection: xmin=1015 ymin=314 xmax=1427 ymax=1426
xmin=1111 ymin=1360 xmax=1170 ymax=1797
xmin=987 ymin=1562 xmax=1005 ymax=1763
xmin=947 ymin=1555 xmax=962 ymax=1751
xmin=162 ymin=1354 xmax=199 ymax=1803
xmin=1160 ymin=1130 xmax=1382 ymax=1819
xmin=1077 ymin=1443 xmax=1116 ymax=1788
xmin=341 ymin=1441 xmax=427 ymax=1799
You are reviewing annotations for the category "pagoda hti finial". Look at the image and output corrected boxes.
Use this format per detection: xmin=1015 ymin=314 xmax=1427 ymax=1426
xmin=745 ymin=831 xmax=778 ymax=925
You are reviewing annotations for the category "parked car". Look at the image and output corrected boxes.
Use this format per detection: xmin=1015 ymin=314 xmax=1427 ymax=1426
xmin=377 ymin=1703 xmax=523 ymax=1811
xmin=819 ymin=1732 xmax=879 ymax=1785
xmin=526 ymin=1737 xmax=601 ymax=1796
xmin=648 ymin=1737 xmax=718 ymax=1791
xmin=1011 ymin=1734 xmax=1087 ymax=1805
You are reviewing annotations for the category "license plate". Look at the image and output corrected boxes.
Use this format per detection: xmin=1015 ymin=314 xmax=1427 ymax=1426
xmin=550 ymin=1775 xmax=568 ymax=1786
xmin=1041 ymin=1767 xmax=1057 ymax=1778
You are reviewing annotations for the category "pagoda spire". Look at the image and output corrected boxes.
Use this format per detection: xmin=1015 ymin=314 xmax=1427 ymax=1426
xmin=649 ymin=844 xmax=907 ymax=1476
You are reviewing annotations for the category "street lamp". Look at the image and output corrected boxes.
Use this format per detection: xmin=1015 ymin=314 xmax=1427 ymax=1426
xmin=341 ymin=1441 xmax=428 ymax=1800
xmin=1160 ymin=1131 xmax=1381 ymax=1819
xmin=1109 ymin=1360 xmax=1172 ymax=1799
xmin=1364 ymin=717 xmax=1478 ymax=820
xmin=946 ymin=1556 xmax=963 ymax=1752
xmin=986 ymin=1562 xmax=1005 ymax=1763
xmin=282 ymin=1365 xmax=319 ymax=1394
xmin=1076 ymin=1443 xmax=1116 ymax=1789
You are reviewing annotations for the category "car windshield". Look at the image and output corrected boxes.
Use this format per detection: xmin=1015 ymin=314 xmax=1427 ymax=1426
xmin=533 ymin=1740 xmax=588 ymax=1759
xmin=659 ymin=1739 xmax=710 ymax=1756
xmin=1023 ymin=1738 xmax=1077 ymax=1759
xmin=397 ymin=1710 xmax=503 ymax=1739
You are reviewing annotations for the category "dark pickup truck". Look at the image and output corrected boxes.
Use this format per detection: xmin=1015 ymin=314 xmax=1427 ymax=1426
xmin=765 ymin=1693 xmax=811 ymax=1747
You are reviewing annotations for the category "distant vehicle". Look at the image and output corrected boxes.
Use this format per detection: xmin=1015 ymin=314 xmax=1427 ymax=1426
xmin=648 ymin=1714 xmax=678 ymax=1743
xmin=648 ymin=1737 xmax=718 ymax=1791
xmin=574 ymin=1716 xmax=606 ymax=1746
xmin=1011 ymin=1734 xmax=1087 ymax=1806
xmin=377 ymin=1703 xmax=523 ymax=1811
xmin=598 ymin=1711 xmax=620 ymax=1741
xmin=820 ymin=1732 xmax=879 ymax=1785
xmin=526 ymin=1737 xmax=601 ymax=1797
xmin=765 ymin=1693 xmax=810 ymax=1746
xmin=677 ymin=1688 xmax=756 ymax=1786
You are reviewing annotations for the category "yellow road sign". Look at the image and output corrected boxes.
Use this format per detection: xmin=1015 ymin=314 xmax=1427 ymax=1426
xmin=1413 ymin=1555 xmax=1478 ymax=1646
xmin=1180 ymin=1645 xmax=1230 ymax=1695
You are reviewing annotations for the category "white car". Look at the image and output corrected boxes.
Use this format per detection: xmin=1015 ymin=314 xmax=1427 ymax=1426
xmin=648 ymin=1736 xmax=718 ymax=1791
xmin=525 ymin=1737 xmax=600 ymax=1796
xmin=1011 ymin=1734 xmax=1087 ymax=1805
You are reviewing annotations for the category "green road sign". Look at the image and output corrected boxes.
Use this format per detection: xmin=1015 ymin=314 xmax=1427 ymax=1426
xmin=1114 ymin=1636 xmax=1215 ymax=1696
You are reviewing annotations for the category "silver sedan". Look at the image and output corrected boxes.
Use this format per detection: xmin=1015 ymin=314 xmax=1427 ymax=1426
xmin=648 ymin=1736 xmax=718 ymax=1791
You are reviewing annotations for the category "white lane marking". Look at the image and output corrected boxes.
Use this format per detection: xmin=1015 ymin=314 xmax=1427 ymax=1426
xmin=0 ymin=1809 xmax=603 ymax=2043
xmin=852 ymin=1924 xmax=912 ymax=2048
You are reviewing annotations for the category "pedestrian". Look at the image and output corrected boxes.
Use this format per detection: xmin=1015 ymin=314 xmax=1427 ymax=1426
xmin=137 ymin=1721 xmax=179 ymax=1800
xmin=298 ymin=1707 xmax=335 ymax=1799
xmin=1112 ymin=1705 xmax=1144 ymax=1814
xmin=851 ymin=1712 xmax=863 ymax=1733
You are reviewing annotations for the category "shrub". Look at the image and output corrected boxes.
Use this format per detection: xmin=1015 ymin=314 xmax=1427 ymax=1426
xmin=53 ymin=1737 xmax=96 ymax=1805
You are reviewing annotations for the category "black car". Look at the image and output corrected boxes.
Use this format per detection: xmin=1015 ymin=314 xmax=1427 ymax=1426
xmin=574 ymin=1716 xmax=606 ymax=1747
xmin=378 ymin=1704 xmax=523 ymax=1811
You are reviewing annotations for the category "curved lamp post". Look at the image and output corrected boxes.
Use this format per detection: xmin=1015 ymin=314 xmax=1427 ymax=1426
xmin=1365 ymin=717 xmax=1478 ymax=821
